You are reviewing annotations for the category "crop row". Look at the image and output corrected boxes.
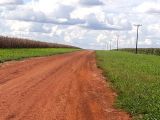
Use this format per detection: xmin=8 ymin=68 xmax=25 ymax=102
xmin=119 ymin=48 xmax=160 ymax=56
xmin=96 ymin=51 xmax=160 ymax=120
xmin=0 ymin=36 xmax=77 ymax=48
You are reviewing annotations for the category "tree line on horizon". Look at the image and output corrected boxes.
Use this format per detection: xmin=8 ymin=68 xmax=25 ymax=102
xmin=0 ymin=36 xmax=77 ymax=48
xmin=119 ymin=48 xmax=160 ymax=56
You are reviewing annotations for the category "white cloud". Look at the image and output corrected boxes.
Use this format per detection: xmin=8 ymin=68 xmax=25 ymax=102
xmin=139 ymin=39 xmax=152 ymax=46
xmin=80 ymin=13 xmax=125 ymax=30
xmin=0 ymin=0 xmax=160 ymax=49
xmin=79 ymin=0 xmax=104 ymax=6
xmin=134 ymin=2 xmax=160 ymax=13
xmin=0 ymin=0 xmax=23 ymax=5
xmin=96 ymin=33 xmax=107 ymax=43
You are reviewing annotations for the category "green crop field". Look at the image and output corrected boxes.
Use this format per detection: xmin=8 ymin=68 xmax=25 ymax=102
xmin=0 ymin=48 xmax=78 ymax=63
xmin=96 ymin=51 xmax=160 ymax=120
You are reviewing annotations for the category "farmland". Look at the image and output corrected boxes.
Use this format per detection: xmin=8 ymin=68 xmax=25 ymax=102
xmin=0 ymin=51 xmax=131 ymax=120
xmin=119 ymin=48 xmax=160 ymax=56
xmin=0 ymin=36 xmax=77 ymax=48
xmin=0 ymin=36 xmax=79 ymax=63
xmin=0 ymin=48 xmax=78 ymax=63
xmin=96 ymin=51 xmax=160 ymax=120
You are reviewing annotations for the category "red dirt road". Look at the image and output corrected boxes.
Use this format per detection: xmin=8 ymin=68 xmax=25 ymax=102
xmin=0 ymin=51 xmax=130 ymax=120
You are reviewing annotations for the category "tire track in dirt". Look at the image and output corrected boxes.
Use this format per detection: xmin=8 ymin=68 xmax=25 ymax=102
xmin=0 ymin=51 xmax=131 ymax=120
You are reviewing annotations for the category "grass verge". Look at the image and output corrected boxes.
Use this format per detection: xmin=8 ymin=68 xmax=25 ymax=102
xmin=0 ymin=48 xmax=79 ymax=63
xmin=96 ymin=51 xmax=160 ymax=120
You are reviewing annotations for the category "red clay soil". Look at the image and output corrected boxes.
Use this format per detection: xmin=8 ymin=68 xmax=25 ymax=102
xmin=0 ymin=51 xmax=131 ymax=120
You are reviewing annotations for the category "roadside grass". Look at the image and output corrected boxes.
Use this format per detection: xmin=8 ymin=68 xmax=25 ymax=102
xmin=96 ymin=51 xmax=160 ymax=120
xmin=0 ymin=48 xmax=79 ymax=63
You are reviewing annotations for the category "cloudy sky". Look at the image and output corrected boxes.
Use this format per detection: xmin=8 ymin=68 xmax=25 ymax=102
xmin=0 ymin=0 xmax=160 ymax=49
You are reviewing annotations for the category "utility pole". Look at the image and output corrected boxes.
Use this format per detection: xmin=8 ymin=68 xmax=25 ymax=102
xmin=116 ymin=34 xmax=119 ymax=51
xmin=105 ymin=41 xmax=108 ymax=50
xmin=134 ymin=24 xmax=142 ymax=54
xmin=110 ymin=41 xmax=111 ymax=50
xmin=107 ymin=42 xmax=109 ymax=50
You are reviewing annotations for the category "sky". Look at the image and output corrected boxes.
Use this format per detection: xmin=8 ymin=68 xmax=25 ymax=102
xmin=0 ymin=0 xmax=160 ymax=49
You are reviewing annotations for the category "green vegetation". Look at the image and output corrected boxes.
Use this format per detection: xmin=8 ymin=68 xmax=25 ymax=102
xmin=0 ymin=48 xmax=78 ymax=63
xmin=119 ymin=48 xmax=160 ymax=56
xmin=96 ymin=51 xmax=160 ymax=120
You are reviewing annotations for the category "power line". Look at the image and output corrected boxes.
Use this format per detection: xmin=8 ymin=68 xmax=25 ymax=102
xmin=134 ymin=24 xmax=142 ymax=54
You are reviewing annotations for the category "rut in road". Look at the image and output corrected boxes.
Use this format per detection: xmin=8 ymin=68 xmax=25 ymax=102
xmin=0 ymin=51 xmax=130 ymax=120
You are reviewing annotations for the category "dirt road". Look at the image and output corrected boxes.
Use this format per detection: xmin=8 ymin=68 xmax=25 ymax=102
xmin=0 ymin=51 xmax=130 ymax=120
